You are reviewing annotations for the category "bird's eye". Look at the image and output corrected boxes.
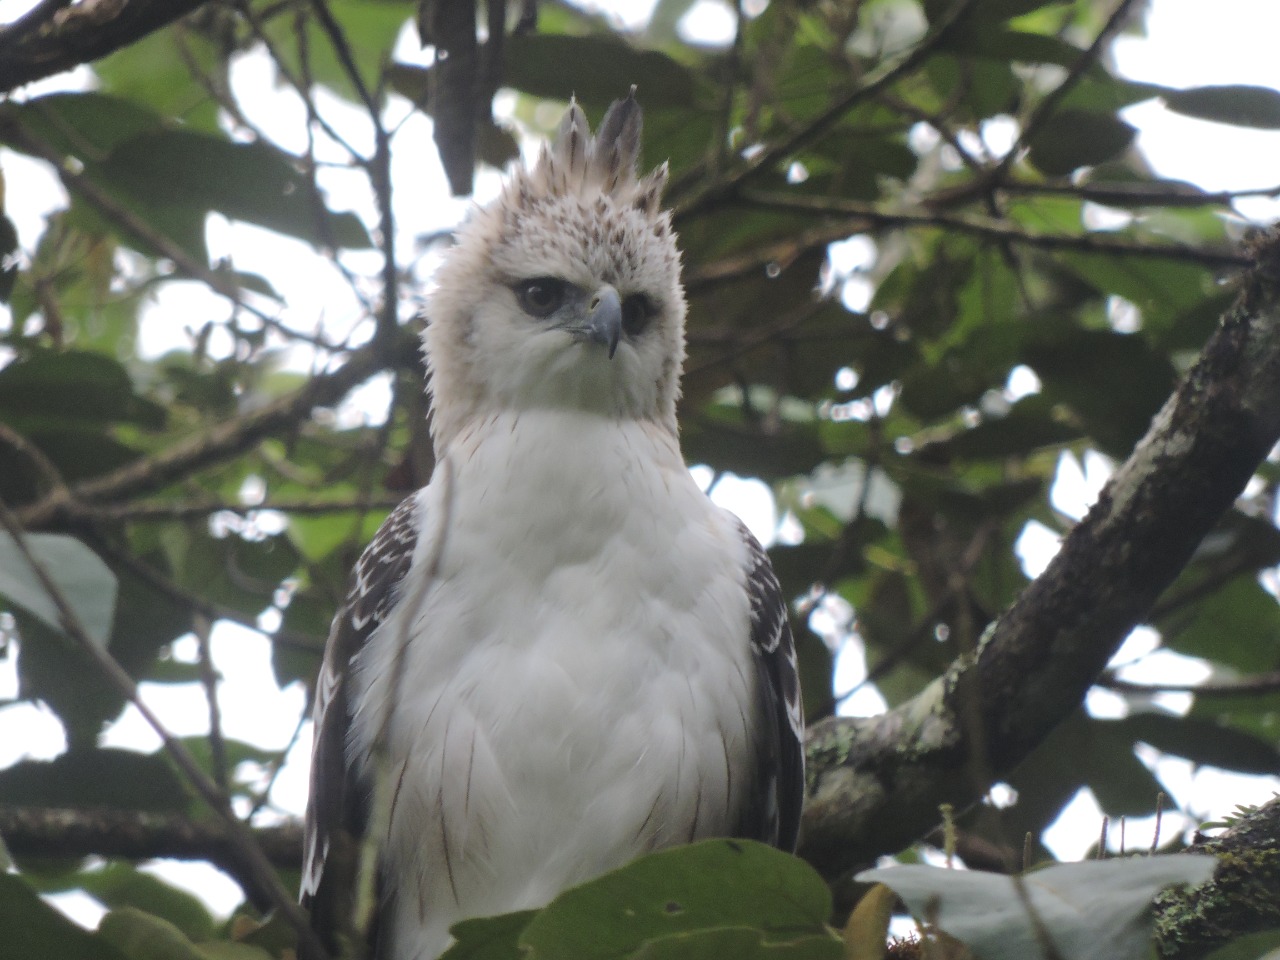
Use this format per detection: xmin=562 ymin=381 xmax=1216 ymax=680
xmin=515 ymin=278 xmax=567 ymax=318
xmin=622 ymin=294 xmax=656 ymax=337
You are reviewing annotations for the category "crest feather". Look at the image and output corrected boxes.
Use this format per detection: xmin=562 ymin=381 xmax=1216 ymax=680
xmin=520 ymin=88 xmax=662 ymax=206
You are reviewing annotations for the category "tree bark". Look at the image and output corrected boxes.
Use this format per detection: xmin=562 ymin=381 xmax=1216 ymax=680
xmin=1153 ymin=796 xmax=1280 ymax=959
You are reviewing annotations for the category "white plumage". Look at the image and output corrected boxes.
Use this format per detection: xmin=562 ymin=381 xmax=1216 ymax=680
xmin=301 ymin=93 xmax=803 ymax=960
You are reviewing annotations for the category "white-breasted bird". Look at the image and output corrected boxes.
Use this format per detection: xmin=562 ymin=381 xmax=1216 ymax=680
xmin=301 ymin=92 xmax=804 ymax=960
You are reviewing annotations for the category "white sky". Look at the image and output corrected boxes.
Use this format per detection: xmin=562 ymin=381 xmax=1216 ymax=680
xmin=1 ymin=0 xmax=1279 ymax=924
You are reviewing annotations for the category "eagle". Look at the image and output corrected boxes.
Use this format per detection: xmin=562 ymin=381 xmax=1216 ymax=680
xmin=300 ymin=92 xmax=805 ymax=960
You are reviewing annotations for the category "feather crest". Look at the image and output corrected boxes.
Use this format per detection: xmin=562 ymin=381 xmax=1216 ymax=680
xmin=518 ymin=88 xmax=664 ymax=207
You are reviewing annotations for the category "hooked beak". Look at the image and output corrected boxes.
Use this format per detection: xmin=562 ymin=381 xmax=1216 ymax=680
xmin=585 ymin=286 xmax=622 ymax=359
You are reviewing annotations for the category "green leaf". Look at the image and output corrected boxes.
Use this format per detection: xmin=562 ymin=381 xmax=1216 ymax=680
xmin=1028 ymin=109 xmax=1136 ymax=175
xmin=518 ymin=840 xmax=838 ymax=960
xmin=0 ymin=872 xmax=130 ymax=960
xmin=74 ymin=864 xmax=215 ymax=943
xmin=1114 ymin=714 xmax=1280 ymax=776
xmin=1024 ymin=328 xmax=1175 ymax=457
xmin=0 ymin=350 xmax=166 ymax=428
xmin=98 ymin=132 xmax=372 ymax=250
xmin=1163 ymin=85 xmax=1280 ymax=130
xmin=858 ymin=854 xmax=1217 ymax=960
xmin=634 ymin=927 xmax=841 ymax=959
xmin=98 ymin=907 xmax=209 ymax=960
xmin=443 ymin=910 xmax=538 ymax=960
xmin=0 ymin=533 xmax=117 ymax=647
xmin=0 ymin=748 xmax=188 ymax=814
xmin=1158 ymin=576 xmax=1280 ymax=673
xmin=0 ymin=94 xmax=163 ymax=158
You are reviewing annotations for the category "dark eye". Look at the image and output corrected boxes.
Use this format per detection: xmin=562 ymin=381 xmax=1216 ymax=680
xmin=515 ymin=277 xmax=567 ymax=318
xmin=622 ymin=294 xmax=656 ymax=337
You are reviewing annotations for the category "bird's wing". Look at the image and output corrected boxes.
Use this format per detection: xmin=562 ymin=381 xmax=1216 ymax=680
xmin=300 ymin=493 xmax=421 ymax=959
xmin=734 ymin=519 xmax=806 ymax=851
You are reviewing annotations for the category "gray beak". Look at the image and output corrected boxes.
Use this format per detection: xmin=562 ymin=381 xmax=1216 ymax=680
xmin=586 ymin=286 xmax=623 ymax=359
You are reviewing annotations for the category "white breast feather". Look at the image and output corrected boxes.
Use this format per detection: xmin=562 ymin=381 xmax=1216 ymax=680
xmin=346 ymin=411 xmax=758 ymax=960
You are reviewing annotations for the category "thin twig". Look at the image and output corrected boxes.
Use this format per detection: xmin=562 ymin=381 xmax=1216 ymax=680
xmin=306 ymin=0 xmax=400 ymax=348
xmin=1098 ymin=669 xmax=1280 ymax=696
xmin=688 ymin=190 xmax=1251 ymax=284
xmin=57 ymin=495 xmax=408 ymax=523
xmin=193 ymin=614 xmax=228 ymax=793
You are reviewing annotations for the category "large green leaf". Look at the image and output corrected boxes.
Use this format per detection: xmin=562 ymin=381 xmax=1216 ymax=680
xmin=62 ymin=864 xmax=215 ymax=943
xmin=0 ymin=350 xmax=165 ymax=428
xmin=858 ymin=855 xmax=1217 ymax=960
xmin=1158 ymin=576 xmax=1280 ymax=673
xmin=0 ymin=748 xmax=188 ymax=814
xmin=471 ymin=839 xmax=839 ymax=960
xmin=0 ymin=873 xmax=129 ymax=960
xmin=1163 ymin=85 xmax=1280 ymax=130
xmin=0 ymin=94 xmax=163 ymax=158
xmin=0 ymin=533 xmax=117 ymax=648
xmin=98 ymin=907 xmax=274 ymax=960
xmin=1114 ymin=713 xmax=1280 ymax=776
xmin=1028 ymin=109 xmax=1137 ymax=176
xmin=98 ymin=131 xmax=371 ymax=250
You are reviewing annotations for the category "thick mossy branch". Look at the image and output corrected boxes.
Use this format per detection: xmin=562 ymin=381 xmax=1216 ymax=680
xmin=800 ymin=227 xmax=1280 ymax=878
xmin=1153 ymin=796 xmax=1280 ymax=959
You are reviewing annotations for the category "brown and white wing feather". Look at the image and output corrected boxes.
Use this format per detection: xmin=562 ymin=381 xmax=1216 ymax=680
xmin=300 ymin=494 xmax=420 ymax=959
xmin=734 ymin=519 xmax=805 ymax=851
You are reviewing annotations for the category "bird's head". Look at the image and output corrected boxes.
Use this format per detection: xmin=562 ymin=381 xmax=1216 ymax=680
xmin=425 ymin=91 xmax=686 ymax=447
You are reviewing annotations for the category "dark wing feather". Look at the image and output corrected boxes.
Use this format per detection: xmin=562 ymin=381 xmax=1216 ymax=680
xmin=300 ymin=494 xmax=420 ymax=960
xmin=733 ymin=519 xmax=805 ymax=852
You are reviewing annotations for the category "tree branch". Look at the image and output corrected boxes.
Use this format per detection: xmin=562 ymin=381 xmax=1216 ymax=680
xmin=0 ymin=0 xmax=211 ymax=94
xmin=688 ymin=189 xmax=1250 ymax=291
xmin=1153 ymin=796 xmax=1280 ymax=959
xmin=799 ymin=227 xmax=1280 ymax=878
xmin=0 ymin=804 xmax=303 ymax=876
xmin=15 ymin=328 xmax=419 ymax=531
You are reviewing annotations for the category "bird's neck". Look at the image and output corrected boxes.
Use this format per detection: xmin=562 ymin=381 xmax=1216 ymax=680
xmin=435 ymin=407 xmax=683 ymax=470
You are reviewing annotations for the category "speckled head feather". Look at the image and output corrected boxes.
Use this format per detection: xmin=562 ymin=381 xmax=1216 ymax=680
xmin=425 ymin=91 xmax=686 ymax=450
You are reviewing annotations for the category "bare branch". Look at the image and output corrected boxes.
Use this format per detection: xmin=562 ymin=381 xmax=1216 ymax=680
xmin=682 ymin=192 xmax=1249 ymax=295
xmin=0 ymin=0 xmax=209 ymax=93
xmin=1099 ymin=670 xmax=1280 ymax=697
xmin=0 ymin=804 xmax=302 ymax=874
